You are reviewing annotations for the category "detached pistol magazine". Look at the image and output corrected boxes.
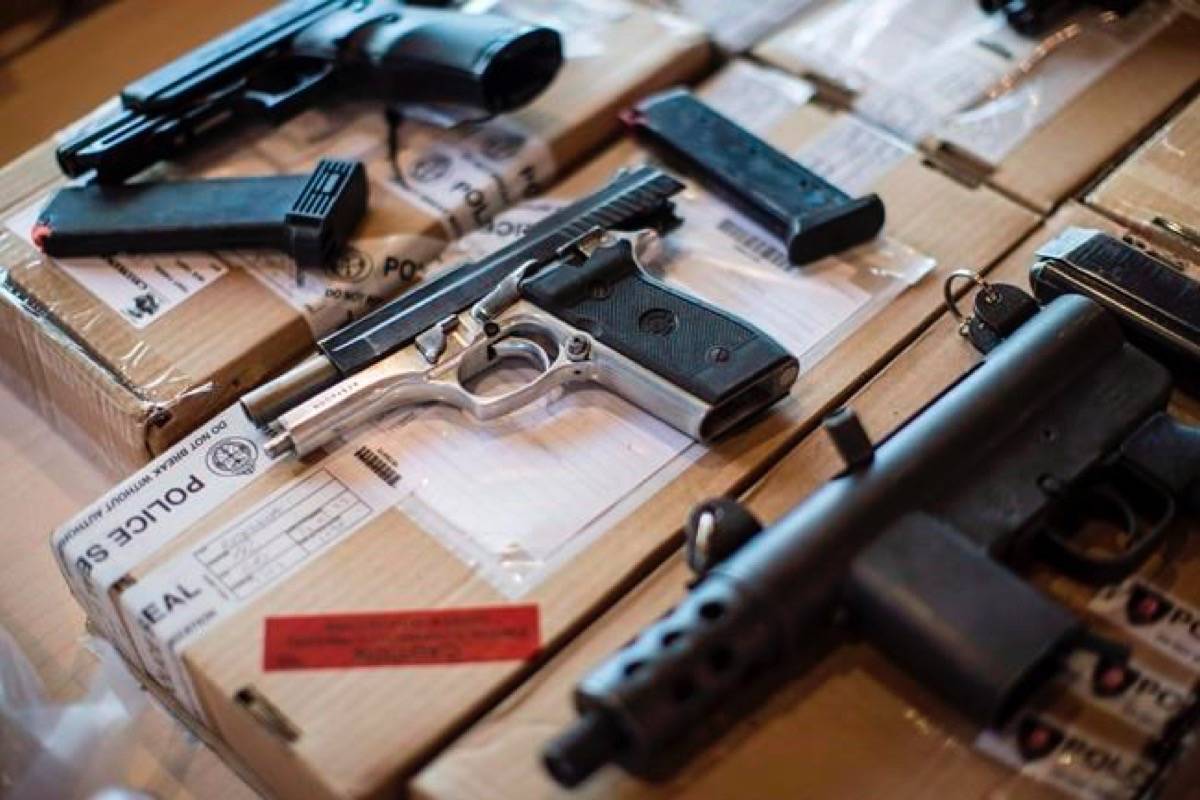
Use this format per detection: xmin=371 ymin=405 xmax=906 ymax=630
xmin=623 ymin=88 xmax=885 ymax=265
xmin=57 ymin=0 xmax=564 ymax=183
xmin=543 ymin=236 xmax=1200 ymax=789
xmin=241 ymin=166 xmax=799 ymax=458
xmin=33 ymin=159 xmax=367 ymax=268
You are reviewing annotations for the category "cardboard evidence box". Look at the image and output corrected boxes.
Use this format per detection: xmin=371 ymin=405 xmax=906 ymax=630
xmin=414 ymin=203 xmax=1200 ymax=800
xmin=0 ymin=3 xmax=711 ymax=478
xmin=1087 ymin=92 xmax=1200 ymax=260
xmin=50 ymin=62 xmax=1037 ymax=799
xmin=754 ymin=0 xmax=1200 ymax=213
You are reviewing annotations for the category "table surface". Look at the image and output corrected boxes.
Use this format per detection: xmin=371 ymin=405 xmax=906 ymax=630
xmin=0 ymin=2 xmax=266 ymax=796
xmin=4 ymin=4 xmax=1198 ymax=799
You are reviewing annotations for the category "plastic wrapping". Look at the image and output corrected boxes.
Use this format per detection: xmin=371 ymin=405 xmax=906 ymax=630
xmin=766 ymin=0 xmax=1177 ymax=168
xmin=63 ymin=180 xmax=934 ymax=734
xmin=1087 ymin=93 xmax=1200 ymax=257
xmin=0 ymin=628 xmax=150 ymax=800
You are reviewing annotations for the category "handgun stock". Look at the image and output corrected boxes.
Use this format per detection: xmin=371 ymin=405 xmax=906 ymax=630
xmin=294 ymin=5 xmax=563 ymax=115
xmin=523 ymin=236 xmax=798 ymax=440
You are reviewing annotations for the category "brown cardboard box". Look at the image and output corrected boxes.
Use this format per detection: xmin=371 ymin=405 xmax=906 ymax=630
xmin=754 ymin=2 xmax=1200 ymax=213
xmin=1087 ymin=93 xmax=1200 ymax=259
xmin=0 ymin=4 xmax=711 ymax=478
xmin=51 ymin=63 xmax=1038 ymax=800
xmin=413 ymin=203 xmax=1200 ymax=800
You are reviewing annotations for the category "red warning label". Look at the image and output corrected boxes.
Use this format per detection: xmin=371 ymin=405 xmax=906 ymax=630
xmin=263 ymin=605 xmax=540 ymax=671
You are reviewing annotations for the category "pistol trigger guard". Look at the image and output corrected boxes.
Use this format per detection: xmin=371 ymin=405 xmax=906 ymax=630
xmin=441 ymin=314 xmax=590 ymax=425
xmin=242 ymin=62 xmax=336 ymax=119
xmin=1036 ymin=467 xmax=1176 ymax=585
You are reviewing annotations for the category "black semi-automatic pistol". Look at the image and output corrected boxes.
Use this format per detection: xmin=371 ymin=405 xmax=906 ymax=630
xmin=544 ymin=237 xmax=1200 ymax=789
xmin=56 ymin=0 xmax=564 ymax=183
xmin=241 ymin=166 xmax=799 ymax=458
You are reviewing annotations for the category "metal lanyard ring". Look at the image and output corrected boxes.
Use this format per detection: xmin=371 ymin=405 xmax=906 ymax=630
xmin=943 ymin=269 xmax=997 ymax=322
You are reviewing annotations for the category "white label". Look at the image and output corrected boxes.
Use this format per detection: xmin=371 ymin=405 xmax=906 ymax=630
xmin=378 ymin=392 xmax=698 ymax=597
xmin=1059 ymin=650 xmax=1198 ymax=737
xmin=222 ymin=104 xmax=554 ymax=334
xmin=792 ymin=116 xmax=913 ymax=196
xmin=383 ymin=117 xmax=555 ymax=240
xmin=237 ymin=233 xmax=446 ymax=337
xmin=700 ymin=60 xmax=818 ymax=134
xmin=935 ymin=5 xmax=1171 ymax=163
xmin=51 ymin=406 xmax=275 ymax=660
xmin=5 ymin=202 xmax=228 ymax=329
xmin=774 ymin=0 xmax=1000 ymax=97
xmin=434 ymin=199 xmax=567 ymax=266
xmin=1090 ymin=580 xmax=1200 ymax=671
xmin=119 ymin=442 xmax=403 ymax=719
xmin=977 ymin=714 xmax=1158 ymax=800
xmin=775 ymin=0 xmax=1174 ymax=164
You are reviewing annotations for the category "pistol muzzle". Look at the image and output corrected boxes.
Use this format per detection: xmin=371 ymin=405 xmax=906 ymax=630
xmin=240 ymin=353 xmax=340 ymax=426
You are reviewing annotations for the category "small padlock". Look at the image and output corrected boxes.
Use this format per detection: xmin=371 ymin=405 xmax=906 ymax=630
xmin=943 ymin=270 xmax=1040 ymax=354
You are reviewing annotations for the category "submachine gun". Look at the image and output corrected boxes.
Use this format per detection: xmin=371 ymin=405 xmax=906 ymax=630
xmin=544 ymin=229 xmax=1200 ymax=789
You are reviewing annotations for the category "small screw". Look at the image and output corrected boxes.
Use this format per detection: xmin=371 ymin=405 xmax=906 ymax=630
xmin=484 ymin=321 xmax=500 ymax=337
xmin=707 ymin=346 xmax=730 ymax=364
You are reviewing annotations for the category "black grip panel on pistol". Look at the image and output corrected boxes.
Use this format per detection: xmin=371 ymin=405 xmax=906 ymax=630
xmin=522 ymin=240 xmax=797 ymax=440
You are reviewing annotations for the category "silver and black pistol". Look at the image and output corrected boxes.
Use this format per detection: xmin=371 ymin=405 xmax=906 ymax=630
xmin=241 ymin=167 xmax=800 ymax=458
